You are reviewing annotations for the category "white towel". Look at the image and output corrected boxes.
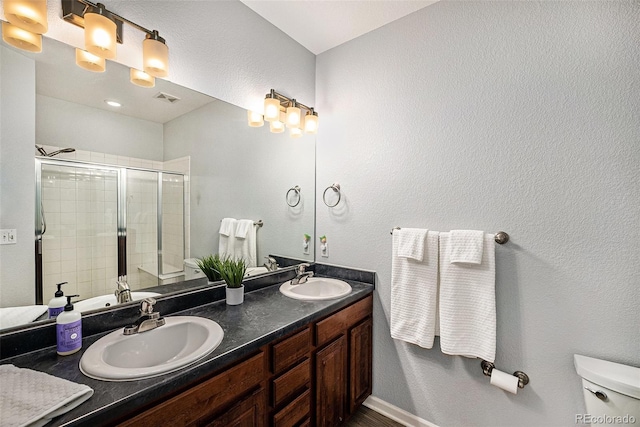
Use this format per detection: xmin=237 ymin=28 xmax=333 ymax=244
xmin=218 ymin=218 xmax=237 ymax=258
xmin=396 ymin=228 xmax=428 ymax=261
xmin=234 ymin=219 xmax=253 ymax=240
xmin=233 ymin=219 xmax=257 ymax=267
xmin=439 ymin=232 xmax=496 ymax=362
xmin=449 ymin=229 xmax=484 ymax=264
xmin=390 ymin=230 xmax=439 ymax=349
xmin=0 ymin=364 xmax=94 ymax=427
xmin=0 ymin=306 xmax=48 ymax=329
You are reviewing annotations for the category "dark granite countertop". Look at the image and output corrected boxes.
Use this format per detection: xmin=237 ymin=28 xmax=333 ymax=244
xmin=2 ymin=278 xmax=374 ymax=426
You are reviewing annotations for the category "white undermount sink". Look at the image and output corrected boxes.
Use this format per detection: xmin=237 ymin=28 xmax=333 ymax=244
xmin=79 ymin=316 xmax=224 ymax=381
xmin=279 ymin=277 xmax=352 ymax=301
xmin=74 ymin=292 xmax=161 ymax=313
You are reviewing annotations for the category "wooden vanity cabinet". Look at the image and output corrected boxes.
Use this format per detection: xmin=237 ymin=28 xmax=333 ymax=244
xmin=117 ymin=294 xmax=372 ymax=427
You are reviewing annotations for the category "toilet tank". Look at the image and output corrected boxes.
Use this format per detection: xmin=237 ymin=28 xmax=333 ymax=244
xmin=574 ymin=354 xmax=640 ymax=425
xmin=183 ymin=258 xmax=205 ymax=280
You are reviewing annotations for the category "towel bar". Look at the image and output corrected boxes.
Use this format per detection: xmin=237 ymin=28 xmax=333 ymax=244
xmin=481 ymin=360 xmax=529 ymax=389
xmin=390 ymin=227 xmax=509 ymax=244
xmin=219 ymin=219 xmax=263 ymax=227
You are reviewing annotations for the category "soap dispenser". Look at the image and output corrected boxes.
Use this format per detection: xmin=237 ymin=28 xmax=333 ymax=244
xmin=48 ymin=282 xmax=67 ymax=319
xmin=56 ymin=295 xmax=82 ymax=356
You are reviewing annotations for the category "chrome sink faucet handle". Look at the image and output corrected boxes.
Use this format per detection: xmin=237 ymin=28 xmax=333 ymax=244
xmin=124 ymin=298 xmax=165 ymax=335
xmin=264 ymin=256 xmax=279 ymax=271
xmin=114 ymin=275 xmax=132 ymax=304
xmin=291 ymin=263 xmax=314 ymax=285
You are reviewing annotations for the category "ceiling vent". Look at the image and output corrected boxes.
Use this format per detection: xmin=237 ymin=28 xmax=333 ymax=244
xmin=153 ymin=92 xmax=180 ymax=104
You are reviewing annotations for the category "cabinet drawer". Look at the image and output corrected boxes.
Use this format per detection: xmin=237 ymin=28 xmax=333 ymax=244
xmin=119 ymin=352 xmax=264 ymax=427
xmin=273 ymin=388 xmax=311 ymax=427
xmin=272 ymin=327 xmax=310 ymax=374
xmin=272 ymin=358 xmax=311 ymax=407
xmin=315 ymin=295 xmax=372 ymax=347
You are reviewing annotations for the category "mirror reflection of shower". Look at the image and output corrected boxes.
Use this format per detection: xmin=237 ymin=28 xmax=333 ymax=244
xmin=35 ymin=158 xmax=185 ymax=304
xmin=36 ymin=145 xmax=76 ymax=157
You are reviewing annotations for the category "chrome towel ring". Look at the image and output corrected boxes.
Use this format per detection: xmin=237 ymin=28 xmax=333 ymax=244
xmin=286 ymin=186 xmax=301 ymax=207
xmin=323 ymin=183 xmax=341 ymax=207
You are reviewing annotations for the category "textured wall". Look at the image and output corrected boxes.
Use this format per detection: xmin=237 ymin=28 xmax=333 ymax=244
xmin=0 ymin=46 xmax=36 ymax=306
xmin=315 ymin=2 xmax=640 ymax=425
xmin=37 ymin=95 xmax=164 ymax=161
xmin=38 ymin=0 xmax=315 ymax=112
xmin=163 ymin=100 xmax=315 ymax=263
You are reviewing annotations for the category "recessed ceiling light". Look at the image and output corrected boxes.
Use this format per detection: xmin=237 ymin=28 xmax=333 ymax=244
xmin=104 ymin=100 xmax=121 ymax=107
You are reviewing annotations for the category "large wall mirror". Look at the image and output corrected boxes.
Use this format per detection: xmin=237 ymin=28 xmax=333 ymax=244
xmin=0 ymin=37 xmax=315 ymax=331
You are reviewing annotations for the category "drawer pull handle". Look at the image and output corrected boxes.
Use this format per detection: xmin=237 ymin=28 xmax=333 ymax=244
xmin=585 ymin=387 xmax=608 ymax=401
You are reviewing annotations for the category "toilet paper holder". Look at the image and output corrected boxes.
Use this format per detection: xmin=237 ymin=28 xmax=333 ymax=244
xmin=481 ymin=360 xmax=530 ymax=389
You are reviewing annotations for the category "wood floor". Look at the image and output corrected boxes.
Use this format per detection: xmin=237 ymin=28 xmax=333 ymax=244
xmin=344 ymin=405 xmax=404 ymax=427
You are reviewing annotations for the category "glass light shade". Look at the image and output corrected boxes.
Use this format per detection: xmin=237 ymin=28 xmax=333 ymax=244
xmin=2 ymin=21 xmax=41 ymax=52
xmin=130 ymin=68 xmax=155 ymax=88
xmin=304 ymin=114 xmax=319 ymax=134
xmin=75 ymin=48 xmax=106 ymax=72
xmin=290 ymin=127 xmax=303 ymax=138
xmin=286 ymin=105 xmax=301 ymax=128
xmin=84 ymin=11 xmax=117 ymax=59
xmin=247 ymin=110 xmax=264 ymax=127
xmin=3 ymin=0 xmax=48 ymax=34
xmin=143 ymin=38 xmax=169 ymax=77
xmin=270 ymin=120 xmax=285 ymax=133
xmin=263 ymin=97 xmax=281 ymax=122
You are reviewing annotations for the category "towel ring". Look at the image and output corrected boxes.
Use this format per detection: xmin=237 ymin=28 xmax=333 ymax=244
xmin=323 ymin=183 xmax=341 ymax=207
xmin=286 ymin=186 xmax=301 ymax=207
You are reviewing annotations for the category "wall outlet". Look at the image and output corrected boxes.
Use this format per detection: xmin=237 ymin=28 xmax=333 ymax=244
xmin=0 ymin=229 xmax=17 ymax=245
xmin=320 ymin=236 xmax=328 ymax=258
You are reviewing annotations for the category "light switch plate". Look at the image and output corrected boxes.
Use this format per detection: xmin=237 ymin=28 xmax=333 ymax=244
xmin=0 ymin=229 xmax=17 ymax=245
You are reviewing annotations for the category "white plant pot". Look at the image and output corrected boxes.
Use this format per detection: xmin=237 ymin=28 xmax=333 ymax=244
xmin=226 ymin=285 xmax=244 ymax=305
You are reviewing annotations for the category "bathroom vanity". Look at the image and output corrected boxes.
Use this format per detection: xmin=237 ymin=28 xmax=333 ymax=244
xmin=0 ymin=266 xmax=374 ymax=427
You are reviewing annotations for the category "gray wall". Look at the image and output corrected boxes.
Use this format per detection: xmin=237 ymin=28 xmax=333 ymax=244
xmin=36 ymin=95 xmax=164 ymax=161
xmin=163 ymin=100 xmax=315 ymax=263
xmin=315 ymin=2 xmax=639 ymax=425
xmin=0 ymin=46 xmax=36 ymax=306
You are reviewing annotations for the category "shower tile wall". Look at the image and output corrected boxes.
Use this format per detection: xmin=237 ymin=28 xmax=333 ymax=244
xmin=39 ymin=146 xmax=191 ymax=299
xmin=41 ymin=166 xmax=118 ymax=301
xmin=161 ymin=173 xmax=185 ymax=274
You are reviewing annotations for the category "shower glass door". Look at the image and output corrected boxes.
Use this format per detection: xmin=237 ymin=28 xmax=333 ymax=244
xmin=36 ymin=160 xmax=119 ymax=303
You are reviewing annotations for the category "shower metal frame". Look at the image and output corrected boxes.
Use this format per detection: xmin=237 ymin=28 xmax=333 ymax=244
xmin=34 ymin=158 xmax=186 ymax=304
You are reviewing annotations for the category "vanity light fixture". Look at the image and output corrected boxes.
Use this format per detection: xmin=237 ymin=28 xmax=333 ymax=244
xmin=247 ymin=110 xmax=264 ymax=127
xmin=104 ymin=99 xmax=121 ymax=107
xmin=1 ymin=0 xmax=48 ymax=53
xmin=3 ymin=0 xmax=48 ymax=34
xmin=1 ymin=21 xmax=42 ymax=52
xmin=249 ymin=89 xmax=319 ymax=138
xmin=62 ymin=0 xmax=169 ymax=81
xmin=75 ymin=48 xmax=106 ymax=72
xmin=130 ymin=68 xmax=155 ymax=88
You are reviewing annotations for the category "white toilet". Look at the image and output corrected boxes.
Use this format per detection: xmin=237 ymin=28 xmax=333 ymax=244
xmin=574 ymin=354 xmax=640 ymax=425
xmin=183 ymin=258 xmax=205 ymax=280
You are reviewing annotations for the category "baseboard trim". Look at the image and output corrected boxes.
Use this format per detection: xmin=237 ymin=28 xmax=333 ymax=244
xmin=363 ymin=395 xmax=439 ymax=427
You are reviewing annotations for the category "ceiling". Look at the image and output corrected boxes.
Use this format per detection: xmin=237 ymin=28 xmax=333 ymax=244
xmin=240 ymin=0 xmax=438 ymax=55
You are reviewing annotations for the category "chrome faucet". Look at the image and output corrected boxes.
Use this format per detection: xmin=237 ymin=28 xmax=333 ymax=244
xmin=263 ymin=256 xmax=279 ymax=272
xmin=290 ymin=263 xmax=314 ymax=285
xmin=114 ymin=275 xmax=132 ymax=304
xmin=123 ymin=298 xmax=165 ymax=335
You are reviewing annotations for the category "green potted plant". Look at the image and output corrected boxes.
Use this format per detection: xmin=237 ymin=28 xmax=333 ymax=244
xmin=218 ymin=257 xmax=248 ymax=305
xmin=196 ymin=254 xmax=224 ymax=284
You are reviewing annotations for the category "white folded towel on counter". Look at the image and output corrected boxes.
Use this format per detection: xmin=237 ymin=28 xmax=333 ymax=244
xmin=396 ymin=228 xmax=429 ymax=261
xmin=391 ymin=229 xmax=439 ymax=349
xmin=218 ymin=218 xmax=237 ymax=258
xmin=0 ymin=306 xmax=48 ymax=329
xmin=0 ymin=364 xmax=94 ymax=427
xmin=439 ymin=232 xmax=496 ymax=362
xmin=449 ymin=229 xmax=485 ymax=264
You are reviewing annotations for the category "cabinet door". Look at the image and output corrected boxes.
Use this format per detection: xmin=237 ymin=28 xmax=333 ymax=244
xmin=202 ymin=388 xmax=265 ymax=427
xmin=316 ymin=335 xmax=347 ymax=427
xmin=349 ymin=318 xmax=372 ymax=414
